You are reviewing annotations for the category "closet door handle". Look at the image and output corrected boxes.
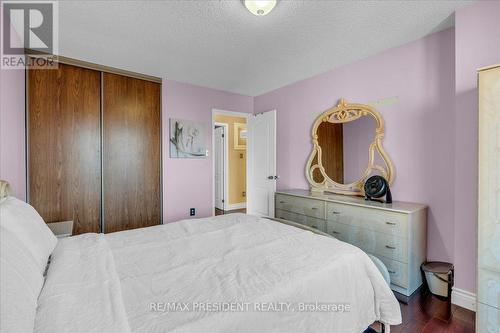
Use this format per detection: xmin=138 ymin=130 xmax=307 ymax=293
xmin=385 ymin=222 xmax=397 ymax=225
xmin=331 ymin=231 xmax=340 ymax=235
xmin=310 ymin=226 xmax=318 ymax=229
xmin=332 ymin=211 xmax=341 ymax=215
xmin=385 ymin=245 xmax=396 ymax=250
xmin=388 ymin=270 xmax=396 ymax=274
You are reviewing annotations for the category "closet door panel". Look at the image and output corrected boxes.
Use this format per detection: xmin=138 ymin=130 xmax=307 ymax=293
xmin=103 ymin=73 xmax=161 ymax=233
xmin=28 ymin=63 xmax=101 ymax=235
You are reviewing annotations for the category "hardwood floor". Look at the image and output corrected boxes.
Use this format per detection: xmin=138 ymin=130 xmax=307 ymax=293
xmin=214 ymin=208 xmax=246 ymax=216
xmin=371 ymin=288 xmax=475 ymax=333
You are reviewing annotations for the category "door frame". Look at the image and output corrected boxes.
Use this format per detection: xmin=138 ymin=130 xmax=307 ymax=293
xmin=211 ymin=109 xmax=250 ymax=215
xmin=214 ymin=122 xmax=229 ymax=211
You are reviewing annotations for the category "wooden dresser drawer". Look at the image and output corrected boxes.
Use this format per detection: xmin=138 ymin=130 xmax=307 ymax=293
xmin=326 ymin=202 xmax=408 ymax=237
xmin=356 ymin=229 xmax=408 ymax=263
xmin=326 ymin=220 xmax=408 ymax=262
xmin=304 ymin=216 xmax=326 ymax=232
xmin=276 ymin=194 xmax=297 ymax=212
xmin=276 ymin=209 xmax=326 ymax=232
xmin=376 ymin=210 xmax=408 ymax=237
xmin=276 ymin=194 xmax=325 ymax=219
xmin=276 ymin=209 xmax=305 ymax=224
xmin=378 ymin=257 xmax=409 ymax=289
xmin=295 ymin=199 xmax=325 ymax=219
xmin=325 ymin=220 xmax=352 ymax=243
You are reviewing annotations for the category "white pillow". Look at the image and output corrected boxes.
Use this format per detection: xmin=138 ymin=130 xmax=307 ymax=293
xmin=0 ymin=227 xmax=45 ymax=333
xmin=0 ymin=197 xmax=57 ymax=274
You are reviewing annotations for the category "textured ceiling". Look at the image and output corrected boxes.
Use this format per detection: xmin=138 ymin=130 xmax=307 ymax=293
xmin=58 ymin=0 xmax=473 ymax=96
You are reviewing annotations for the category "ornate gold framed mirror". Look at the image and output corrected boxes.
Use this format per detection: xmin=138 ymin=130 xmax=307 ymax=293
xmin=305 ymin=99 xmax=394 ymax=196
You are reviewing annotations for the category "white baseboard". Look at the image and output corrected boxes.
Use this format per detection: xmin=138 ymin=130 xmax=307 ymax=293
xmin=226 ymin=202 xmax=246 ymax=211
xmin=451 ymin=287 xmax=476 ymax=312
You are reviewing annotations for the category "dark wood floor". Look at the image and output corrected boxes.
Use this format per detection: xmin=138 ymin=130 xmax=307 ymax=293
xmin=214 ymin=208 xmax=246 ymax=216
xmin=371 ymin=288 xmax=475 ymax=333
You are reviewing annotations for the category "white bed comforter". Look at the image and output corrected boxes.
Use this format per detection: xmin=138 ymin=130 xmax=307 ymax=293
xmin=36 ymin=213 xmax=401 ymax=333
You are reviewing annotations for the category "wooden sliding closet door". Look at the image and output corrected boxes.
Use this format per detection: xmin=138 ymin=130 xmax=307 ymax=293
xmin=103 ymin=73 xmax=161 ymax=233
xmin=28 ymin=63 xmax=101 ymax=234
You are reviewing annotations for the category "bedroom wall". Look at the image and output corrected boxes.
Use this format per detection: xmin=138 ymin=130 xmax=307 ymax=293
xmin=163 ymin=81 xmax=253 ymax=222
xmin=453 ymin=0 xmax=500 ymax=293
xmin=0 ymin=23 xmax=26 ymax=200
xmin=255 ymin=28 xmax=457 ymax=269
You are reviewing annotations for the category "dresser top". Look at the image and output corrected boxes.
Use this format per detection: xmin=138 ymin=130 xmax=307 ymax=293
xmin=276 ymin=189 xmax=427 ymax=214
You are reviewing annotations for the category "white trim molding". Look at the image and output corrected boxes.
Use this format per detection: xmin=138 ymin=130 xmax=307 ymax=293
xmin=226 ymin=202 xmax=247 ymax=211
xmin=211 ymin=109 xmax=251 ymax=216
xmin=451 ymin=287 xmax=476 ymax=312
xmin=214 ymin=122 xmax=229 ymax=211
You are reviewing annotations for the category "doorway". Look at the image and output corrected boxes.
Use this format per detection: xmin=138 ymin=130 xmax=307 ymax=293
xmin=213 ymin=111 xmax=248 ymax=215
xmin=212 ymin=109 xmax=277 ymax=217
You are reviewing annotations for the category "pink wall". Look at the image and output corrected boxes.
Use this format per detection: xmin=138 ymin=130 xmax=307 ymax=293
xmin=255 ymin=28 xmax=457 ymax=265
xmin=453 ymin=1 xmax=500 ymax=293
xmin=0 ymin=16 xmax=26 ymax=200
xmin=162 ymin=80 xmax=253 ymax=222
xmin=0 ymin=64 xmax=26 ymax=200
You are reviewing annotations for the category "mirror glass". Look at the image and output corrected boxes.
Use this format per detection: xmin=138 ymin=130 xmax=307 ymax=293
xmin=314 ymin=115 xmax=377 ymax=184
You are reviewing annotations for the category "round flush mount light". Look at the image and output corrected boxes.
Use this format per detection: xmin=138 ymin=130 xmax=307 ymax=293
xmin=244 ymin=0 xmax=277 ymax=16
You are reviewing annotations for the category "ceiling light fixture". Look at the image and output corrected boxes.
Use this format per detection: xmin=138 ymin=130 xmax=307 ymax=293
xmin=244 ymin=0 xmax=277 ymax=16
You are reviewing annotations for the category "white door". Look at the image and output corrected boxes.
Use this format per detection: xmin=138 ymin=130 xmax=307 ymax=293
xmin=247 ymin=110 xmax=277 ymax=217
xmin=214 ymin=126 xmax=225 ymax=210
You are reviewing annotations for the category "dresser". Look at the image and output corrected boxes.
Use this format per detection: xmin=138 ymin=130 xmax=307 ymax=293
xmin=275 ymin=189 xmax=427 ymax=297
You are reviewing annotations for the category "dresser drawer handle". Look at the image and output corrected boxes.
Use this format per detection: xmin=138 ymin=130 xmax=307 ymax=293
xmin=385 ymin=222 xmax=397 ymax=225
xmin=388 ymin=270 xmax=396 ymax=274
xmin=311 ymin=207 xmax=318 ymax=210
xmin=331 ymin=231 xmax=340 ymax=234
xmin=332 ymin=211 xmax=341 ymax=215
xmin=279 ymin=201 xmax=285 ymax=204
xmin=310 ymin=226 xmax=318 ymax=229
xmin=385 ymin=245 xmax=396 ymax=250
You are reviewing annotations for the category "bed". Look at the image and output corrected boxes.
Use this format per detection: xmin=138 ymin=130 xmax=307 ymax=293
xmin=0 ymin=186 xmax=401 ymax=333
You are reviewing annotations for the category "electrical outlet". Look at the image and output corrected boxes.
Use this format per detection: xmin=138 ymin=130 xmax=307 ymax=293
xmin=190 ymin=208 xmax=196 ymax=216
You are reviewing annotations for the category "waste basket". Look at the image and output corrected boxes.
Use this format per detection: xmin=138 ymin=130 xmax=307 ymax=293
xmin=421 ymin=261 xmax=454 ymax=298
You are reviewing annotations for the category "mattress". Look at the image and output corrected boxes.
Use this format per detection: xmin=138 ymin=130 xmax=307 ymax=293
xmin=35 ymin=213 xmax=401 ymax=333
